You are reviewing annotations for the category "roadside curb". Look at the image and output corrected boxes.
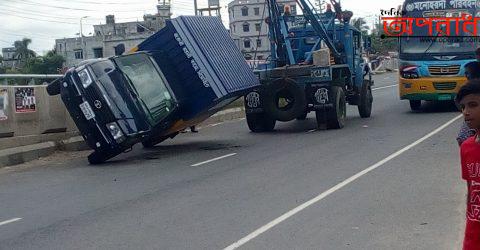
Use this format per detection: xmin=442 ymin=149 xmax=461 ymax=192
xmin=0 ymin=142 xmax=57 ymax=167
xmin=0 ymin=107 xmax=246 ymax=168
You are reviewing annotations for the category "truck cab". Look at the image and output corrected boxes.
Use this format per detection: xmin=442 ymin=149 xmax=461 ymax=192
xmin=50 ymin=51 xmax=181 ymax=164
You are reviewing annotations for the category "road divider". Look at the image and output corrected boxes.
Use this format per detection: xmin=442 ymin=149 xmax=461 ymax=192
xmin=223 ymin=114 xmax=462 ymax=250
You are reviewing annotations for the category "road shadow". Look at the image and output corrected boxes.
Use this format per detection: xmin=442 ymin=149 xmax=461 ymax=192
xmin=407 ymin=101 xmax=460 ymax=114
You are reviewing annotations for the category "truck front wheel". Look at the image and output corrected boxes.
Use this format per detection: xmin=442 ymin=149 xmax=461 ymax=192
xmin=88 ymin=149 xmax=121 ymax=165
xmin=316 ymin=86 xmax=346 ymax=129
xmin=246 ymin=112 xmax=276 ymax=132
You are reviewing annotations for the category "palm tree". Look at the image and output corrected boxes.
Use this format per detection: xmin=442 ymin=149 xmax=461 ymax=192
xmin=13 ymin=38 xmax=36 ymax=66
xmin=351 ymin=18 xmax=369 ymax=35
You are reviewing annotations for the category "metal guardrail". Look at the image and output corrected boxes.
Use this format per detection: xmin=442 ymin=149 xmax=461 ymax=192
xmin=0 ymin=74 xmax=63 ymax=86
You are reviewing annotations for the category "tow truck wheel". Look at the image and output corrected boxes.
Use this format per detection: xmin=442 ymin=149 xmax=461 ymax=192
xmin=246 ymin=113 xmax=276 ymax=132
xmin=264 ymin=78 xmax=307 ymax=122
xmin=358 ymin=81 xmax=373 ymax=118
xmin=318 ymin=86 xmax=346 ymax=129
xmin=409 ymin=100 xmax=422 ymax=111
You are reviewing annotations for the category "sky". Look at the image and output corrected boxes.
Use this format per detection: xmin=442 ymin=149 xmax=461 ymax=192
xmin=0 ymin=0 xmax=404 ymax=55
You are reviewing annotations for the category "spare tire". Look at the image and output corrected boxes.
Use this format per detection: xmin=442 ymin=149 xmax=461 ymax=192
xmin=263 ymin=78 xmax=307 ymax=122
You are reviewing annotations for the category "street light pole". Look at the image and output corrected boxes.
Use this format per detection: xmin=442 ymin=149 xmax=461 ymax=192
xmin=80 ymin=16 xmax=88 ymax=60
xmin=194 ymin=0 xmax=198 ymax=16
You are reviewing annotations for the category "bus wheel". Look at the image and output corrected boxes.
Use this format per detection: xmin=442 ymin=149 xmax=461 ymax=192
xmin=409 ymin=100 xmax=422 ymax=111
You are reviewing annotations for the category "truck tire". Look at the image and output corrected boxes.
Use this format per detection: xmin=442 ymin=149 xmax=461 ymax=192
xmin=358 ymin=81 xmax=373 ymax=118
xmin=409 ymin=100 xmax=421 ymax=111
xmin=88 ymin=150 xmax=120 ymax=165
xmin=264 ymin=78 xmax=307 ymax=122
xmin=316 ymin=86 xmax=346 ymax=129
xmin=46 ymin=79 xmax=61 ymax=96
xmin=246 ymin=112 xmax=276 ymax=132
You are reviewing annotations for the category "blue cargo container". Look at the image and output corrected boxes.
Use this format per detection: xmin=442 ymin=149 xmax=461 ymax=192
xmin=47 ymin=16 xmax=258 ymax=164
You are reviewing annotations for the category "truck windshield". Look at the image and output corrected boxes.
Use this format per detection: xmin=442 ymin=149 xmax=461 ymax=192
xmin=113 ymin=53 xmax=174 ymax=124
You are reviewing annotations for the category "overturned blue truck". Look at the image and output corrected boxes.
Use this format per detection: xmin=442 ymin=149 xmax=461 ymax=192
xmin=47 ymin=16 xmax=258 ymax=164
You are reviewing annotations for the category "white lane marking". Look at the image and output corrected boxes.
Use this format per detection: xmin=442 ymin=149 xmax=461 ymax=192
xmin=373 ymin=84 xmax=397 ymax=91
xmin=224 ymin=114 xmax=463 ymax=250
xmin=0 ymin=218 xmax=22 ymax=227
xmin=307 ymin=129 xmax=316 ymax=133
xmin=191 ymin=153 xmax=237 ymax=167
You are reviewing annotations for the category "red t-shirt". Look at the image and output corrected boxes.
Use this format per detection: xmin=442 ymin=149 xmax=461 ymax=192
xmin=461 ymin=135 xmax=480 ymax=250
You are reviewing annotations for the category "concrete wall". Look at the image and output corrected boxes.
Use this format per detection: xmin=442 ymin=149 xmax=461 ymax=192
xmin=0 ymin=85 xmax=79 ymax=150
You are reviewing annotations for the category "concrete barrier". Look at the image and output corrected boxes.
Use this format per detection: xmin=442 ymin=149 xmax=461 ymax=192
xmin=37 ymin=87 xmax=67 ymax=134
xmin=0 ymin=85 xmax=79 ymax=150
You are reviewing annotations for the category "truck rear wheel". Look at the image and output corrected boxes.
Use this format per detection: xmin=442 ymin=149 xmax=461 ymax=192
xmin=358 ymin=81 xmax=373 ymax=118
xmin=246 ymin=112 xmax=276 ymax=132
xmin=409 ymin=100 xmax=422 ymax=111
xmin=316 ymin=86 xmax=346 ymax=129
xmin=88 ymin=149 xmax=121 ymax=165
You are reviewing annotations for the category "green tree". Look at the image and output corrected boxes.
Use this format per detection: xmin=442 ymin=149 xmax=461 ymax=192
xmin=369 ymin=20 xmax=398 ymax=55
xmin=351 ymin=17 xmax=369 ymax=35
xmin=13 ymin=38 xmax=36 ymax=66
xmin=23 ymin=50 xmax=65 ymax=74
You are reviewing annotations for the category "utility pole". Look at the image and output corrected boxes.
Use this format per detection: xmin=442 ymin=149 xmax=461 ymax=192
xmin=194 ymin=0 xmax=198 ymax=16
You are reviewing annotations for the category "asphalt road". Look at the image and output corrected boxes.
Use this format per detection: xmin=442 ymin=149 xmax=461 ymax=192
xmin=0 ymin=72 xmax=467 ymax=250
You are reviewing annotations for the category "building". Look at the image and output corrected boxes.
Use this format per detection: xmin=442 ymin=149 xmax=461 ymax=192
xmin=228 ymin=0 xmax=297 ymax=61
xmin=1 ymin=47 xmax=18 ymax=69
xmin=55 ymin=0 xmax=171 ymax=67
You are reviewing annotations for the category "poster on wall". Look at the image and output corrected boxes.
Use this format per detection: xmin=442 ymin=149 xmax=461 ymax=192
xmin=0 ymin=88 xmax=8 ymax=120
xmin=15 ymin=87 xmax=36 ymax=113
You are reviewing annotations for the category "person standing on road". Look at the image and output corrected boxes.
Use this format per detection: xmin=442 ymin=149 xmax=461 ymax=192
xmin=457 ymin=48 xmax=480 ymax=146
xmin=456 ymin=80 xmax=480 ymax=249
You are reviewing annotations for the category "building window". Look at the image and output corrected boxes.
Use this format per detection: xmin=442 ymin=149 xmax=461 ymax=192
xmin=255 ymin=23 xmax=261 ymax=32
xmin=243 ymin=22 xmax=250 ymax=32
xmin=74 ymin=49 xmax=83 ymax=59
xmin=58 ymin=44 xmax=62 ymax=51
xmin=242 ymin=6 xmax=248 ymax=16
xmin=231 ymin=8 xmax=234 ymax=18
xmin=93 ymin=48 xmax=103 ymax=58
xmin=254 ymin=7 xmax=260 ymax=15
xmin=137 ymin=25 xmax=145 ymax=33
xmin=257 ymin=55 xmax=264 ymax=60
xmin=244 ymin=39 xmax=251 ymax=48
xmin=256 ymin=39 xmax=262 ymax=47
xmin=245 ymin=54 xmax=252 ymax=60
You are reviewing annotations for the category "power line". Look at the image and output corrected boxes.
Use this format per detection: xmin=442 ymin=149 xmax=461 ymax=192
xmin=5 ymin=0 xmax=154 ymax=12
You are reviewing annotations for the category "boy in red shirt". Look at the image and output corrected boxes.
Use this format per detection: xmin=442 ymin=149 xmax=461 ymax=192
xmin=457 ymin=80 xmax=480 ymax=249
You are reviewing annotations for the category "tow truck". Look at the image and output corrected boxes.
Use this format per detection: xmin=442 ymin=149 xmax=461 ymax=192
xmin=244 ymin=0 xmax=373 ymax=131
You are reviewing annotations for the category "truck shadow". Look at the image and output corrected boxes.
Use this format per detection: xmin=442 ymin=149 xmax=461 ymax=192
xmin=100 ymin=140 xmax=242 ymax=166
